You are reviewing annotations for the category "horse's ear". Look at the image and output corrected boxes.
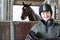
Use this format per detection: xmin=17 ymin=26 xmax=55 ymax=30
xmin=30 ymin=3 xmax=32 ymax=6
xmin=23 ymin=2 xmax=24 ymax=5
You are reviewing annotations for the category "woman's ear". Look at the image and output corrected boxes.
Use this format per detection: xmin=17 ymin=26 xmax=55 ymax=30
xmin=40 ymin=16 xmax=42 ymax=19
xmin=39 ymin=14 xmax=42 ymax=19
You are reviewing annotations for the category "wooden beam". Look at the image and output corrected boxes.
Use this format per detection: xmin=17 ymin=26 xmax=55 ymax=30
xmin=13 ymin=0 xmax=45 ymax=6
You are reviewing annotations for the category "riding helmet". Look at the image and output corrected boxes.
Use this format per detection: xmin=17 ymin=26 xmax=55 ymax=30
xmin=39 ymin=4 xmax=52 ymax=15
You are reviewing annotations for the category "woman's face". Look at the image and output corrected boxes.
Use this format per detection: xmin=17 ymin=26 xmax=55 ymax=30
xmin=41 ymin=11 xmax=51 ymax=22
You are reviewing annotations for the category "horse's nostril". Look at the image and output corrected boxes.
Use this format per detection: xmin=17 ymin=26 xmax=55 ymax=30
xmin=21 ymin=16 xmax=25 ymax=20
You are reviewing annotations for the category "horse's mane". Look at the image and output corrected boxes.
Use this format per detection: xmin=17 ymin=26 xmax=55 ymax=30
xmin=29 ymin=6 xmax=37 ymax=15
xmin=29 ymin=6 xmax=40 ymax=20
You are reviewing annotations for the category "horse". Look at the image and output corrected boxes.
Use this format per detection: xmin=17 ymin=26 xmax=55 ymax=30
xmin=21 ymin=2 xmax=40 ymax=21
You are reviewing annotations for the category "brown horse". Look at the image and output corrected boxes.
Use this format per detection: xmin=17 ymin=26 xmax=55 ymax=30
xmin=21 ymin=2 xmax=40 ymax=21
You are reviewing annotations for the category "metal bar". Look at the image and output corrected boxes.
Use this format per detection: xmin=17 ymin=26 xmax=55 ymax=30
xmin=10 ymin=22 xmax=14 ymax=40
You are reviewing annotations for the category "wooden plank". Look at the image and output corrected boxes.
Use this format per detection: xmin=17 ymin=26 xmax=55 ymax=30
xmin=14 ymin=0 xmax=44 ymax=1
xmin=0 ymin=22 xmax=10 ymax=40
xmin=13 ymin=21 xmax=37 ymax=40
xmin=13 ymin=0 xmax=45 ymax=6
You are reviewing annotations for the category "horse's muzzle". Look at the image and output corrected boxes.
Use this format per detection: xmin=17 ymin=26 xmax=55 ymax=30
xmin=21 ymin=16 xmax=25 ymax=20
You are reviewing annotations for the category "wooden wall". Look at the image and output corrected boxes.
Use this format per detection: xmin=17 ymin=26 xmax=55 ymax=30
xmin=0 ymin=22 xmax=10 ymax=40
xmin=13 ymin=0 xmax=45 ymax=6
xmin=13 ymin=21 xmax=37 ymax=40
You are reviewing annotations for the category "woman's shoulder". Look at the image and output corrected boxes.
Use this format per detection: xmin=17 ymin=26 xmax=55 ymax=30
xmin=30 ymin=21 xmax=42 ymax=32
xmin=31 ymin=21 xmax=42 ymax=28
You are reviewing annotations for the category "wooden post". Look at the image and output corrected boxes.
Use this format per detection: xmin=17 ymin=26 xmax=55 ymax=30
xmin=10 ymin=22 xmax=14 ymax=40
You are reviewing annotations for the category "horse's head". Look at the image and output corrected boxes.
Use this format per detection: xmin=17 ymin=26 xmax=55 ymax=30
xmin=21 ymin=2 xmax=31 ymax=20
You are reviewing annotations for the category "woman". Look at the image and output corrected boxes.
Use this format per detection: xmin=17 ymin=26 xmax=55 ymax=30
xmin=25 ymin=4 xmax=60 ymax=40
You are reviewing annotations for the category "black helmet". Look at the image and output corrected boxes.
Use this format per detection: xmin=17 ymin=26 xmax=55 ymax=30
xmin=39 ymin=4 xmax=52 ymax=15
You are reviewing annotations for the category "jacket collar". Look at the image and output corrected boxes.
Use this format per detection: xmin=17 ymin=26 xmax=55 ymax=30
xmin=40 ymin=19 xmax=55 ymax=27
